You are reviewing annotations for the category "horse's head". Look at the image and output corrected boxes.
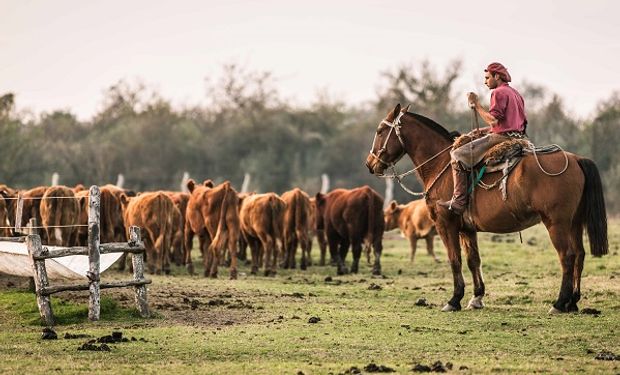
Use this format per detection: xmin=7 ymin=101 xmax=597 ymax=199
xmin=365 ymin=103 xmax=409 ymax=175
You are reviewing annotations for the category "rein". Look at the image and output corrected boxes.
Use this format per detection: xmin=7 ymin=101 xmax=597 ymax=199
xmin=370 ymin=111 xmax=453 ymax=197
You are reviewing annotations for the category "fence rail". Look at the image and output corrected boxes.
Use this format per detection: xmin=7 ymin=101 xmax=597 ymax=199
xmin=25 ymin=185 xmax=151 ymax=326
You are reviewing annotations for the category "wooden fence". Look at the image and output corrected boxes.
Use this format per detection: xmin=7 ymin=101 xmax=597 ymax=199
xmin=24 ymin=185 xmax=151 ymax=326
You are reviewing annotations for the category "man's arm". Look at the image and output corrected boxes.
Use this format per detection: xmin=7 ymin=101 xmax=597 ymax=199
xmin=467 ymin=92 xmax=498 ymax=128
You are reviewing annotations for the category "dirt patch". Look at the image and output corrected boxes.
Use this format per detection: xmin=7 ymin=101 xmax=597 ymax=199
xmin=55 ymin=282 xmax=268 ymax=328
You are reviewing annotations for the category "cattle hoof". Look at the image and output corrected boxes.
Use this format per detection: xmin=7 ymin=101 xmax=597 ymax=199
xmin=441 ymin=303 xmax=459 ymax=312
xmin=186 ymin=264 xmax=195 ymax=275
xmin=466 ymin=296 xmax=485 ymax=309
xmin=548 ymin=306 xmax=564 ymax=314
xmin=300 ymin=264 xmax=307 ymax=271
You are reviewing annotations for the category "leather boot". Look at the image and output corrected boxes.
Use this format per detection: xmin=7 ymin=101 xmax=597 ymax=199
xmin=438 ymin=167 xmax=469 ymax=215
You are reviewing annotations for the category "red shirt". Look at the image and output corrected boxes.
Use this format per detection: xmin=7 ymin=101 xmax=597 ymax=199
xmin=489 ymin=83 xmax=527 ymax=133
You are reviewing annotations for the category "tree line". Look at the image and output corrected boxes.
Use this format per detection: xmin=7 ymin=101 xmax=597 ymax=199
xmin=1 ymin=61 xmax=619 ymax=213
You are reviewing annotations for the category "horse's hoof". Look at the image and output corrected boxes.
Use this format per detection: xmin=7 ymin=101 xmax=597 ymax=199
xmin=467 ymin=296 xmax=485 ymax=309
xmin=441 ymin=303 xmax=459 ymax=312
xmin=548 ymin=306 xmax=563 ymax=314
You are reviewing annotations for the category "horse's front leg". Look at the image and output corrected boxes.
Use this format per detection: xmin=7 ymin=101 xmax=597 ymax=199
xmin=460 ymin=229 xmax=485 ymax=309
xmin=435 ymin=217 xmax=465 ymax=311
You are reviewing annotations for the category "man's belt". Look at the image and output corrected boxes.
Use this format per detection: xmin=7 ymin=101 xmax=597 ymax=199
xmin=502 ymin=131 xmax=527 ymax=138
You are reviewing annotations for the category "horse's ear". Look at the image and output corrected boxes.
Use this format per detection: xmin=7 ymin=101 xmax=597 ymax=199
xmin=403 ymin=104 xmax=410 ymax=113
xmin=390 ymin=104 xmax=401 ymax=120
xmin=390 ymin=200 xmax=397 ymax=210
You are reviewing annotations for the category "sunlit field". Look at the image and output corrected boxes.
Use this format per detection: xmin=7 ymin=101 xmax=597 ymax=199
xmin=1 ymin=221 xmax=619 ymax=374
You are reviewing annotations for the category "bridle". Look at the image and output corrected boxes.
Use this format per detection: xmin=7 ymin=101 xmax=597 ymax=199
xmin=369 ymin=110 xmax=452 ymax=197
xmin=369 ymin=110 xmax=407 ymax=168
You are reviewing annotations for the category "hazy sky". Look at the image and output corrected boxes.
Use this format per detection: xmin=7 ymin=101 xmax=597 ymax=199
xmin=1 ymin=0 xmax=618 ymax=120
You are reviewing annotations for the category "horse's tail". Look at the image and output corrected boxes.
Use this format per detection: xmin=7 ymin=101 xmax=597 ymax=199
xmin=577 ymin=158 xmax=608 ymax=257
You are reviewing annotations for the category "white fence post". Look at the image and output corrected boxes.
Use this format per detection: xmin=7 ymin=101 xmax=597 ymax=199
xmin=88 ymin=185 xmax=101 ymax=321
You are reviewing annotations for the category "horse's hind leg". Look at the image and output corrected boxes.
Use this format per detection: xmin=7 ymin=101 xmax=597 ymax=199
xmin=545 ymin=221 xmax=576 ymax=313
xmin=569 ymin=223 xmax=585 ymax=312
xmin=460 ymin=230 xmax=485 ymax=309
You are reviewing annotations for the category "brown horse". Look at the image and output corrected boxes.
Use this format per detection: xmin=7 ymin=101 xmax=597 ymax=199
xmin=366 ymin=104 xmax=608 ymax=313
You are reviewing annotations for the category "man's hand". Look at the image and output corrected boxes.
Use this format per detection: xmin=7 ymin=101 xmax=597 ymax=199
xmin=467 ymin=92 xmax=479 ymax=109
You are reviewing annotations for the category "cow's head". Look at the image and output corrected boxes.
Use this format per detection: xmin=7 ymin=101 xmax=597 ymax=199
xmin=383 ymin=200 xmax=401 ymax=231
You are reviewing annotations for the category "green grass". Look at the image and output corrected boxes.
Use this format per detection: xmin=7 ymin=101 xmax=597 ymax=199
xmin=1 ymin=221 xmax=619 ymax=374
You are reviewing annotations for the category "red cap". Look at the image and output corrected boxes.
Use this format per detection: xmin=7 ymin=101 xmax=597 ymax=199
xmin=485 ymin=62 xmax=511 ymax=82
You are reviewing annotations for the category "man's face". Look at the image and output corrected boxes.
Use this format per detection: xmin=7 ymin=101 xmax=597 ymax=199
xmin=484 ymin=71 xmax=499 ymax=89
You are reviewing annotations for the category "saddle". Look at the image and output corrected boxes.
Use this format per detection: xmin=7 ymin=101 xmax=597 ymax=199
xmin=453 ymin=132 xmax=560 ymax=200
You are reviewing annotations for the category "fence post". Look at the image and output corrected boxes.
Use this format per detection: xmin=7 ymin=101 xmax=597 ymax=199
xmin=88 ymin=185 xmax=101 ymax=321
xmin=27 ymin=234 xmax=54 ymax=326
xmin=129 ymin=226 xmax=150 ymax=317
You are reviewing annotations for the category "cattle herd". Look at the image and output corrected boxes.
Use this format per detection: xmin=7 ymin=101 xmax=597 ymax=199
xmin=0 ymin=181 xmax=438 ymax=278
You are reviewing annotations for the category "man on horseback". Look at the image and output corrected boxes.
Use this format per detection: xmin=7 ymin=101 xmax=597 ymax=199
xmin=438 ymin=62 xmax=528 ymax=215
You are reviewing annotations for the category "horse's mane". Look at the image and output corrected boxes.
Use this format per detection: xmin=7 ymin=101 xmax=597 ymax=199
xmin=406 ymin=112 xmax=458 ymax=141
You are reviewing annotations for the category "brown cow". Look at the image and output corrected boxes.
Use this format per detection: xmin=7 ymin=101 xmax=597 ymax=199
xmin=384 ymin=200 xmax=439 ymax=263
xmin=185 ymin=179 xmax=240 ymax=279
xmin=184 ymin=180 xmax=213 ymax=275
xmin=315 ymin=186 xmax=384 ymax=275
xmin=40 ymin=185 xmax=80 ymax=246
xmin=121 ymin=191 xmax=174 ymax=274
xmin=0 ymin=185 xmax=18 ymax=236
xmin=281 ymin=188 xmax=312 ymax=270
xmin=309 ymin=197 xmax=328 ymax=266
xmin=73 ymin=187 xmax=124 ymax=246
xmin=165 ymin=191 xmax=189 ymax=267
xmin=239 ymin=193 xmax=286 ymax=276
xmin=2 ymin=186 xmax=48 ymax=240
xmin=0 ymin=194 xmax=11 ymax=237
xmin=101 ymin=184 xmax=130 ymax=242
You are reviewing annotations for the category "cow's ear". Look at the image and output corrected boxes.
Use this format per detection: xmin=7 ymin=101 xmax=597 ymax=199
xmin=120 ymin=193 xmax=129 ymax=207
xmin=187 ymin=179 xmax=196 ymax=192
xmin=390 ymin=200 xmax=397 ymax=210
xmin=315 ymin=192 xmax=324 ymax=203
xmin=203 ymin=179 xmax=214 ymax=188
xmin=79 ymin=196 xmax=88 ymax=208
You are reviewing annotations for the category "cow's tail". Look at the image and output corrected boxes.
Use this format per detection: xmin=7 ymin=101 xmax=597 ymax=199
xmin=269 ymin=195 xmax=283 ymax=253
xmin=577 ymin=158 xmax=608 ymax=256
xmin=294 ymin=189 xmax=306 ymax=244
xmin=152 ymin=192 xmax=172 ymax=273
xmin=210 ymin=183 xmax=230 ymax=253
xmin=366 ymin=187 xmax=375 ymax=245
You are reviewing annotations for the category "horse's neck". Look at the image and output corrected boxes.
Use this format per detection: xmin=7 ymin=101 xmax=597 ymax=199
xmin=402 ymin=123 xmax=452 ymax=186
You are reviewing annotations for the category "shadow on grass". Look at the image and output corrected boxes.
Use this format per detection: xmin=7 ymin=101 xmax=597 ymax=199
xmin=0 ymin=290 xmax=155 ymax=326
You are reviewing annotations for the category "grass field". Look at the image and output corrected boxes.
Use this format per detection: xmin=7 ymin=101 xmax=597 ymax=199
xmin=1 ymin=222 xmax=619 ymax=374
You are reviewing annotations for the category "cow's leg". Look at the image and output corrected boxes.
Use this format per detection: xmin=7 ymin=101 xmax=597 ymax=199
xmin=289 ymin=237 xmax=298 ymax=269
xmin=408 ymin=234 xmax=419 ymax=263
xmin=247 ymin=236 xmax=260 ymax=275
xmin=337 ymin=238 xmax=350 ymax=275
xmin=228 ymin=234 xmax=238 ymax=280
xmin=350 ymin=240 xmax=362 ymax=274
xmin=435 ymin=216 xmax=465 ymax=312
xmin=426 ymin=235 xmax=440 ymax=263
xmin=300 ymin=237 xmax=310 ymax=270
xmin=183 ymin=225 xmax=195 ymax=275
xmin=372 ymin=237 xmax=383 ymax=276
xmin=460 ymin=230 xmax=485 ymax=309
xmin=203 ymin=236 xmax=214 ymax=278
xmin=262 ymin=236 xmax=276 ymax=277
